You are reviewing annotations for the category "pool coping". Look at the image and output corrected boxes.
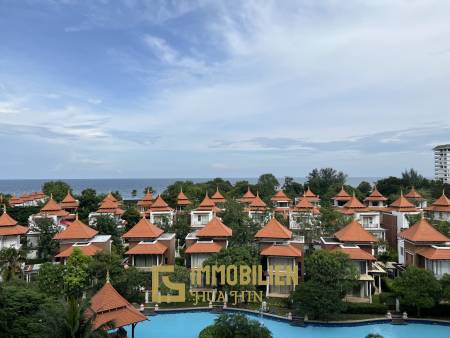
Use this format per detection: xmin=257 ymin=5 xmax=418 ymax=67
xmin=145 ymin=307 xmax=450 ymax=326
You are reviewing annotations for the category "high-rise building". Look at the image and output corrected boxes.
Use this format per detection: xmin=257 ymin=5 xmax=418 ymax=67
xmin=434 ymin=144 xmax=450 ymax=183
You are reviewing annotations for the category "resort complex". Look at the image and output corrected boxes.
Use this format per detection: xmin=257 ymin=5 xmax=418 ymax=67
xmin=1 ymin=170 xmax=450 ymax=337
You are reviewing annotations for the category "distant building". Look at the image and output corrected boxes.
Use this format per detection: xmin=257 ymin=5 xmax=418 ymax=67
xmin=434 ymin=144 xmax=450 ymax=183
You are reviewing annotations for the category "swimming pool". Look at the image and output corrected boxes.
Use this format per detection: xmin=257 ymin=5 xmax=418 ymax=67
xmin=126 ymin=311 xmax=450 ymax=338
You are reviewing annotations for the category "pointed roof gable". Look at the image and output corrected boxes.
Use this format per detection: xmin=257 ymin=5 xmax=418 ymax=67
xmin=176 ymin=190 xmax=192 ymax=206
xmin=97 ymin=199 xmax=120 ymax=213
xmin=40 ymin=197 xmax=69 ymax=217
xmin=404 ymin=187 xmax=424 ymax=200
xmin=334 ymin=220 xmax=377 ymax=243
xmin=211 ymin=187 xmax=225 ymax=203
xmin=150 ymin=195 xmax=173 ymax=212
xmin=400 ymin=218 xmax=450 ymax=242
xmin=365 ymin=186 xmax=387 ymax=201
xmin=343 ymin=194 xmax=366 ymax=209
xmin=333 ymin=187 xmax=352 ymax=201
xmin=294 ymin=197 xmax=315 ymax=210
xmin=61 ymin=191 xmax=79 ymax=208
xmin=196 ymin=217 xmax=232 ymax=238
xmin=137 ymin=190 xmax=153 ymax=208
xmin=242 ymin=187 xmax=256 ymax=199
xmin=90 ymin=279 xmax=146 ymax=329
xmin=104 ymin=192 xmax=118 ymax=203
xmin=125 ymin=241 xmax=167 ymax=255
xmin=122 ymin=217 xmax=164 ymax=239
xmin=53 ymin=216 xmax=98 ymax=240
xmin=304 ymin=187 xmax=317 ymax=198
xmin=195 ymin=193 xmax=216 ymax=211
xmin=390 ymin=192 xmax=417 ymax=211
xmin=185 ymin=241 xmax=223 ymax=254
xmin=0 ymin=208 xmax=28 ymax=236
xmin=271 ymin=190 xmax=291 ymax=201
xmin=249 ymin=193 xmax=267 ymax=209
xmin=255 ymin=218 xmax=292 ymax=239
xmin=334 ymin=246 xmax=376 ymax=261
xmin=432 ymin=192 xmax=450 ymax=207
xmin=55 ymin=243 xmax=102 ymax=258
xmin=9 ymin=195 xmax=24 ymax=205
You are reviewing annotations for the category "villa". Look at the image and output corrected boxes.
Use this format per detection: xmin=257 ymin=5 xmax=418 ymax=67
xmin=60 ymin=191 xmax=79 ymax=214
xmin=246 ymin=193 xmax=271 ymax=225
xmin=255 ymin=218 xmax=303 ymax=298
xmin=185 ymin=217 xmax=232 ymax=287
xmin=404 ymin=187 xmax=427 ymax=209
xmin=425 ymin=191 xmax=450 ymax=222
xmin=332 ymin=187 xmax=352 ymax=207
xmin=123 ymin=216 xmax=176 ymax=271
xmin=148 ymin=195 xmax=174 ymax=227
xmin=398 ymin=217 xmax=450 ymax=278
xmin=53 ymin=214 xmax=111 ymax=261
xmin=137 ymin=190 xmax=153 ymax=214
xmin=89 ymin=193 xmax=125 ymax=228
xmin=211 ymin=187 xmax=226 ymax=209
xmin=271 ymin=190 xmax=292 ymax=219
xmin=288 ymin=196 xmax=320 ymax=230
xmin=190 ymin=193 xmax=220 ymax=228
xmin=0 ymin=207 xmax=28 ymax=250
xmin=321 ymin=220 xmax=380 ymax=302
xmin=239 ymin=187 xmax=256 ymax=207
xmin=364 ymin=186 xmax=388 ymax=208
xmin=176 ymin=189 xmax=192 ymax=212
xmin=9 ymin=192 xmax=47 ymax=207
xmin=300 ymin=187 xmax=320 ymax=207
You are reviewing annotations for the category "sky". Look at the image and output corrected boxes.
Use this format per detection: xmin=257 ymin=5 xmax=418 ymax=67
xmin=1 ymin=0 xmax=450 ymax=179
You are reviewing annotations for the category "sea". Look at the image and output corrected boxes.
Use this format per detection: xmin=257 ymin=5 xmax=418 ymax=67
xmin=0 ymin=177 xmax=380 ymax=200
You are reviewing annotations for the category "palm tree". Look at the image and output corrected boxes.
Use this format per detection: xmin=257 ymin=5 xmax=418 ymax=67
xmin=61 ymin=298 xmax=114 ymax=338
xmin=366 ymin=334 xmax=384 ymax=338
xmin=0 ymin=247 xmax=27 ymax=281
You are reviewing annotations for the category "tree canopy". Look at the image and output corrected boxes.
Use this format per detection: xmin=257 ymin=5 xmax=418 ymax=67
xmin=199 ymin=313 xmax=272 ymax=338
xmin=42 ymin=181 xmax=72 ymax=202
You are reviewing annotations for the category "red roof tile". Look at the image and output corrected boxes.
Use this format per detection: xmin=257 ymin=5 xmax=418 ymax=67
xmin=185 ymin=241 xmax=222 ymax=254
xmin=255 ymin=218 xmax=292 ymax=239
xmin=426 ymin=192 xmax=450 ymax=213
xmin=55 ymin=244 xmax=102 ymax=258
xmin=343 ymin=194 xmax=366 ymax=209
xmin=53 ymin=216 xmax=98 ymax=240
xmin=61 ymin=191 xmax=79 ymax=208
xmin=104 ymin=192 xmax=118 ymax=203
xmin=177 ymin=190 xmax=192 ymax=205
xmin=333 ymin=187 xmax=352 ymax=201
xmin=399 ymin=218 xmax=450 ymax=242
xmin=195 ymin=193 xmax=216 ymax=211
xmin=150 ymin=195 xmax=173 ymax=212
xmin=364 ymin=186 xmax=387 ymax=201
xmin=261 ymin=243 xmax=302 ymax=257
xmin=0 ymin=210 xmax=28 ymax=236
xmin=417 ymin=247 xmax=450 ymax=260
xmin=303 ymin=187 xmax=320 ymax=202
xmin=137 ymin=191 xmax=153 ymax=208
xmin=271 ymin=191 xmax=291 ymax=201
xmin=334 ymin=220 xmax=377 ymax=243
xmin=0 ymin=210 xmax=18 ymax=226
xmin=125 ymin=241 xmax=167 ymax=255
xmin=9 ymin=195 xmax=24 ymax=205
xmin=334 ymin=246 xmax=376 ymax=261
xmin=240 ymin=187 xmax=256 ymax=203
xmin=404 ymin=187 xmax=424 ymax=200
xmin=122 ymin=217 xmax=164 ymax=239
xmin=249 ymin=193 xmax=267 ymax=209
xmin=90 ymin=280 xmax=146 ymax=329
xmin=40 ymin=197 xmax=70 ymax=217
xmin=196 ymin=217 xmax=232 ymax=237
xmin=390 ymin=192 xmax=417 ymax=211
xmin=211 ymin=188 xmax=225 ymax=203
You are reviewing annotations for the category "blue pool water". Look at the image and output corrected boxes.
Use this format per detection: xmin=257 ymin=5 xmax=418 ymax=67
xmin=126 ymin=311 xmax=450 ymax=338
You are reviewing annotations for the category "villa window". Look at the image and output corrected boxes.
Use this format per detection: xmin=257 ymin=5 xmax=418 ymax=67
xmin=135 ymin=255 xmax=158 ymax=268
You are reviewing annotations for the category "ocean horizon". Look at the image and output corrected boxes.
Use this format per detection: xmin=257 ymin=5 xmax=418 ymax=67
xmin=0 ymin=177 xmax=380 ymax=200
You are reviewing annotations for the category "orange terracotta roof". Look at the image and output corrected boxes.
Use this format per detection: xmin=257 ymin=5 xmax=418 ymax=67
xmin=240 ymin=187 xmax=256 ymax=203
xmin=404 ymin=187 xmax=424 ymax=200
xmin=389 ymin=192 xmax=417 ymax=211
xmin=364 ymin=186 xmax=387 ymax=201
xmin=55 ymin=244 xmax=102 ymax=258
xmin=40 ymin=197 xmax=70 ymax=217
xmin=0 ymin=210 xmax=28 ymax=236
xmin=417 ymin=247 xmax=450 ymax=260
xmin=185 ymin=241 xmax=223 ymax=254
xmin=334 ymin=246 xmax=376 ymax=261
xmin=104 ymin=192 xmax=118 ymax=203
xmin=334 ymin=220 xmax=377 ymax=243
xmin=343 ymin=194 xmax=366 ymax=209
xmin=333 ymin=187 xmax=352 ymax=201
xmin=399 ymin=218 xmax=450 ymax=242
xmin=249 ymin=194 xmax=267 ymax=209
xmin=0 ymin=210 xmax=18 ymax=226
xmin=125 ymin=241 xmax=167 ymax=255
xmin=90 ymin=280 xmax=146 ymax=329
xmin=61 ymin=191 xmax=79 ymax=208
xmin=53 ymin=217 xmax=98 ymax=240
xmin=195 ymin=193 xmax=216 ymax=211
xmin=211 ymin=188 xmax=226 ymax=203
xmin=425 ymin=192 xmax=450 ymax=212
xmin=196 ymin=217 xmax=232 ymax=238
xmin=97 ymin=199 xmax=123 ymax=215
xmin=150 ymin=195 xmax=173 ymax=212
xmin=122 ymin=217 xmax=164 ymax=239
xmin=137 ymin=191 xmax=153 ymax=208
xmin=293 ymin=197 xmax=315 ymax=210
xmin=261 ymin=243 xmax=302 ymax=257
xmin=271 ymin=190 xmax=292 ymax=201
xmin=255 ymin=218 xmax=292 ymax=239
xmin=176 ymin=190 xmax=192 ymax=205
xmin=303 ymin=187 xmax=320 ymax=202
xmin=9 ymin=195 xmax=24 ymax=205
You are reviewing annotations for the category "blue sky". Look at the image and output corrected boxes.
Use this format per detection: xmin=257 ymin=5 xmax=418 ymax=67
xmin=1 ymin=0 xmax=450 ymax=179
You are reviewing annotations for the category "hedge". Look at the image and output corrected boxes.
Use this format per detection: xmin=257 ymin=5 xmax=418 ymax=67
xmin=343 ymin=302 xmax=388 ymax=314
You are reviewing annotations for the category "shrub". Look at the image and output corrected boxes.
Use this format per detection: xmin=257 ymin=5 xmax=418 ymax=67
xmin=343 ymin=302 xmax=387 ymax=315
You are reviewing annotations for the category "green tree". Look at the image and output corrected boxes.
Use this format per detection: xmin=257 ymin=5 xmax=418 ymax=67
xmin=0 ymin=247 xmax=27 ymax=281
xmin=6 ymin=205 xmax=40 ymax=225
xmin=131 ymin=189 xmax=137 ymax=198
xmin=392 ymin=266 xmax=441 ymax=316
xmin=77 ymin=189 xmax=102 ymax=222
xmin=173 ymin=213 xmax=191 ymax=246
xmin=375 ymin=176 xmax=404 ymax=202
xmin=64 ymin=248 xmax=92 ymax=299
xmin=199 ymin=313 xmax=272 ymax=338
xmin=440 ymin=273 xmax=450 ymax=301
xmin=42 ymin=181 xmax=71 ymax=202
xmin=35 ymin=217 xmax=59 ymax=260
xmin=306 ymin=168 xmax=347 ymax=197
xmin=122 ymin=206 xmax=141 ymax=231
xmin=221 ymin=199 xmax=258 ymax=246
xmin=143 ymin=186 xmax=155 ymax=195
xmin=159 ymin=265 xmax=191 ymax=302
xmin=256 ymin=174 xmax=279 ymax=202
xmin=93 ymin=215 xmax=121 ymax=247
xmin=401 ymin=169 xmax=428 ymax=190
xmin=281 ymin=177 xmax=303 ymax=200
xmin=61 ymin=298 xmax=112 ymax=338
xmin=291 ymin=280 xmax=345 ymax=320
xmin=0 ymin=283 xmax=63 ymax=338
xmin=318 ymin=206 xmax=352 ymax=236
xmin=37 ymin=262 xmax=65 ymax=297
xmin=357 ymin=181 xmax=372 ymax=197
